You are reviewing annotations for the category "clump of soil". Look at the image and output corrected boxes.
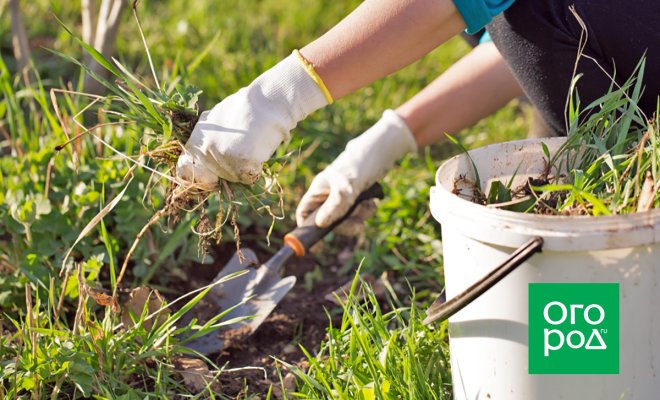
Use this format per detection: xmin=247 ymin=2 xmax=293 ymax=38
xmin=451 ymin=175 xmax=487 ymax=205
xmin=169 ymin=109 xmax=200 ymax=143
xmin=455 ymin=173 xmax=587 ymax=216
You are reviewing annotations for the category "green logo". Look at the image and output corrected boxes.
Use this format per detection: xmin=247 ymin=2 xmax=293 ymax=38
xmin=529 ymin=283 xmax=619 ymax=374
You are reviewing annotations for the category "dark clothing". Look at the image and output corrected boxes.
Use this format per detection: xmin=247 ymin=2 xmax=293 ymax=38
xmin=461 ymin=29 xmax=488 ymax=48
xmin=488 ymin=0 xmax=659 ymax=136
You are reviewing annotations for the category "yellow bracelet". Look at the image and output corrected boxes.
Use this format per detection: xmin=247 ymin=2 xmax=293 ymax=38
xmin=293 ymin=49 xmax=334 ymax=104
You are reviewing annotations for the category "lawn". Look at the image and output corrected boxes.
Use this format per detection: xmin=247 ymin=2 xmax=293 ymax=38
xmin=1 ymin=1 xmax=530 ymax=398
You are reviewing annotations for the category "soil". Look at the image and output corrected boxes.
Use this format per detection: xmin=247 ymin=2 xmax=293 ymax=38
xmin=458 ymin=174 xmax=586 ymax=216
xmin=174 ymin=238 xmax=351 ymax=398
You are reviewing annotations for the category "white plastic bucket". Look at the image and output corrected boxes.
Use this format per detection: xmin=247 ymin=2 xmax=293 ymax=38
xmin=430 ymin=137 xmax=660 ymax=400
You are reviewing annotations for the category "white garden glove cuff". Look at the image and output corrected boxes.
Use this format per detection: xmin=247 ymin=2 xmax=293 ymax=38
xmin=177 ymin=52 xmax=329 ymax=186
xmin=296 ymin=109 xmax=418 ymax=229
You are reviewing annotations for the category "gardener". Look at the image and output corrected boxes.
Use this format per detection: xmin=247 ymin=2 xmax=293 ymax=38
xmin=177 ymin=0 xmax=659 ymax=233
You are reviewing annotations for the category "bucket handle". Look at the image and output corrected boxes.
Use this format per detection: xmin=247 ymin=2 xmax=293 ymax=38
xmin=423 ymin=236 xmax=544 ymax=325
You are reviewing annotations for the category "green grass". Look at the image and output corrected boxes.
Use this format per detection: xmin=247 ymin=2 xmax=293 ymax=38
xmin=282 ymin=273 xmax=452 ymax=400
xmin=0 ymin=266 xmax=248 ymax=399
xmin=1 ymin=1 xmax=530 ymax=398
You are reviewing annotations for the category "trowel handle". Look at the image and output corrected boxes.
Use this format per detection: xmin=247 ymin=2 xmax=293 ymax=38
xmin=284 ymin=182 xmax=385 ymax=257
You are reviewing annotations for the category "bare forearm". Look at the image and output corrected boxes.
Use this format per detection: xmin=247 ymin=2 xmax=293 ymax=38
xmin=397 ymin=42 xmax=523 ymax=148
xmin=300 ymin=0 xmax=465 ymax=100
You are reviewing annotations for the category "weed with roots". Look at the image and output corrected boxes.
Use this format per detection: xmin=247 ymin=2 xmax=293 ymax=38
xmin=50 ymin=2 xmax=286 ymax=293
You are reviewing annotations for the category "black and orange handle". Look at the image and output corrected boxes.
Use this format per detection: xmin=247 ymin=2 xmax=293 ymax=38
xmin=284 ymin=182 xmax=384 ymax=257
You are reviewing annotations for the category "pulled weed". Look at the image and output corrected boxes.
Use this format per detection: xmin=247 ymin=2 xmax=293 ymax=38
xmin=50 ymin=3 xmax=286 ymax=291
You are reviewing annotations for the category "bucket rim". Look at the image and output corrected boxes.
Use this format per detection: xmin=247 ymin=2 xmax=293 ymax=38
xmin=431 ymin=137 xmax=660 ymax=251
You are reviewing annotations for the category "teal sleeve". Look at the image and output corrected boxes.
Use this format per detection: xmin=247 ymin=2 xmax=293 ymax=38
xmin=479 ymin=31 xmax=492 ymax=44
xmin=452 ymin=0 xmax=516 ymax=34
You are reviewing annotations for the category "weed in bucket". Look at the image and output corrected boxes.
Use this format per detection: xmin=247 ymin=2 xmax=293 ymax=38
xmin=461 ymin=57 xmax=659 ymax=216
xmin=535 ymin=58 xmax=658 ymax=215
xmin=429 ymin=57 xmax=660 ymax=399
xmin=51 ymin=2 xmax=286 ymax=289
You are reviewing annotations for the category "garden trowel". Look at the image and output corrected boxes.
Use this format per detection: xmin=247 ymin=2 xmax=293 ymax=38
xmin=181 ymin=183 xmax=384 ymax=355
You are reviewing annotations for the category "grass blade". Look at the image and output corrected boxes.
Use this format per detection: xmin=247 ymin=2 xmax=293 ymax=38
xmin=61 ymin=179 xmax=132 ymax=272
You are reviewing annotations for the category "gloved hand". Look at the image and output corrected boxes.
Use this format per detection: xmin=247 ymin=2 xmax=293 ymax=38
xmin=177 ymin=51 xmax=330 ymax=186
xmin=296 ymin=109 xmax=418 ymax=235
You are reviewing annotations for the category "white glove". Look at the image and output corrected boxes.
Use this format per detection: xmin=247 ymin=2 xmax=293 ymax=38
xmin=177 ymin=51 xmax=329 ymax=186
xmin=296 ymin=109 xmax=418 ymax=234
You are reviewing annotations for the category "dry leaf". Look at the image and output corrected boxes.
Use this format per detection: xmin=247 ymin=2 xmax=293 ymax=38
xmin=119 ymin=286 xmax=170 ymax=331
xmin=174 ymin=357 xmax=219 ymax=393
xmin=86 ymin=285 xmax=119 ymax=313
xmin=281 ymin=372 xmax=296 ymax=393
xmin=270 ymin=372 xmax=297 ymax=399
xmin=637 ymin=171 xmax=655 ymax=212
